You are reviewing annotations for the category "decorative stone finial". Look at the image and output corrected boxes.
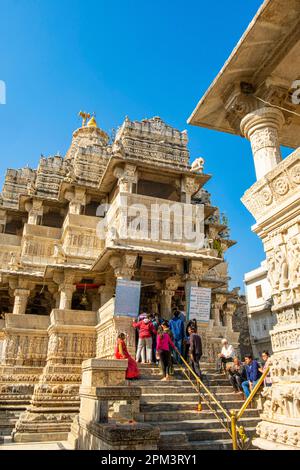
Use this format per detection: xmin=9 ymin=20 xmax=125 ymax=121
xmin=87 ymin=115 xmax=98 ymax=128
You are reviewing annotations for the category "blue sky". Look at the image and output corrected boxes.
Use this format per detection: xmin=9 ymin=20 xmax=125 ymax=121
xmin=0 ymin=0 xmax=274 ymax=291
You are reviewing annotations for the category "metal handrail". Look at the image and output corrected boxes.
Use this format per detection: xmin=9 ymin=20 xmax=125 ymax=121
xmin=231 ymin=367 xmax=270 ymax=450
xmin=175 ymin=349 xmax=270 ymax=451
xmin=237 ymin=367 xmax=269 ymax=420
xmin=176 ymin=350 xmax=231 ymax=421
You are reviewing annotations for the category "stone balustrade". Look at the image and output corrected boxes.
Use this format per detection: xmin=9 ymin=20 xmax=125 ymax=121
xmin=62 ymin=213 xmax=104 ymax=259
xmin=106 ymin=191 xmax=205 ymax=253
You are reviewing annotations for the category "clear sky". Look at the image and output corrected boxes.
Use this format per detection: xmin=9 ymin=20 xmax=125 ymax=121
xmin=0 ymin=0 xmax=279 ymax=291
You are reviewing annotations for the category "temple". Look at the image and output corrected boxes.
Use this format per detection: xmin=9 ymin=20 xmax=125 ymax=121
xmin=0 ymin=113 xmax=240 ymax=442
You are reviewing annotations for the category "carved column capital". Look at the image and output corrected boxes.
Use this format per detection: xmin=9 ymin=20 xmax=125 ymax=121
xmin=240 ymin=106 xmax=285 ymax=180
xmin=114 ymin=163 xmax=137 ymax=193
xmin=109 ymin=254 xmax=137 ymax=280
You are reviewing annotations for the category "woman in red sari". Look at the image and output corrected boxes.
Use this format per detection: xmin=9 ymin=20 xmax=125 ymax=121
xmin=114 ymin=333 xmax=140 ymax=380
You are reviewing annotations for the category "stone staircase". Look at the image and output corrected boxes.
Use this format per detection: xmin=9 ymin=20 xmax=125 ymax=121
xmin=138 ymin=363 xmax=261 ymax=450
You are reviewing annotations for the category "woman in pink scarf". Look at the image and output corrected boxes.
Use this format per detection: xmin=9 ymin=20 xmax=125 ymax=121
xmin=156 ymin=321 xmax=175 ymax=381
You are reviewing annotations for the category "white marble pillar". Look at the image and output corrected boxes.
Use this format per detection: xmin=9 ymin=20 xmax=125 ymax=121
xmin=240 ymin=107 xmax=285 ymax=180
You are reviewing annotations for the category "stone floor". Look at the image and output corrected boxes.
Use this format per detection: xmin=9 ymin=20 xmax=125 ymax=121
xmin=0 ymin=437 xmax=72 ymax=450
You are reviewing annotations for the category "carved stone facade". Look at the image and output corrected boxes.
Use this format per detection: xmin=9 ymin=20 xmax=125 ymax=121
xmin=0 ymin=114 xmax=241 ymax=442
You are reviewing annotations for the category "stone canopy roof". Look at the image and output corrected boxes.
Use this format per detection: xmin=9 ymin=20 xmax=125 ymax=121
xmin=188 ymin=0 xmax=300 ymax=149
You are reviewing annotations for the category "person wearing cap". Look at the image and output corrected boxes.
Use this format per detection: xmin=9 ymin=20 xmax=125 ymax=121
xmin=217 ymin=339 xmax=235 ymax=373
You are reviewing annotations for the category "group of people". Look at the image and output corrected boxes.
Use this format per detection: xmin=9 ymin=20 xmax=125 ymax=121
xmin=114 ymin=309 xmax=271 ymax=402
xmin=114 ymin=307 xmax=203 ymax=382
xmin=218 ymin=339 xmax=271 ymax=399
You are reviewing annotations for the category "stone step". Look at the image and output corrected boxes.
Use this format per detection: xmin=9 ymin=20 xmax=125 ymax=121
xmin=143 ymin=408 xmax=260 ymax=422
xmin=158 ymin=416 xmax=259 ymax=432
xmin=140 ymin=400 xmax=245 ymax=412
xmin=139 ymin=381 xmax=235 ymax=393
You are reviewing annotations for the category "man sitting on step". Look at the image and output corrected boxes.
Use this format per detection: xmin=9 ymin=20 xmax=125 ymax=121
xmin=227 ymin=357 xmax=247 ymax=394
xmin=217 ymin=339 xmax=235 ymax=373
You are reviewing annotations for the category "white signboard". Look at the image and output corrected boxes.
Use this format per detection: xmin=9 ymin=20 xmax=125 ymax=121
xmin=115 ymin=279 xmax=141 ymax=318
xmin=189 ymin=287 xmax=212 ymax=323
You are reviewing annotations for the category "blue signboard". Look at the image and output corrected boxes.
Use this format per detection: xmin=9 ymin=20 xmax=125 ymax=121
xmin=114 ymin=279 xmax=141 ymax=318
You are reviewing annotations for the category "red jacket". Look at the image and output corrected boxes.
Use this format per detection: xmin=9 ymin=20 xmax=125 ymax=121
xmin=133 ymin=320 xmax=157 ymax=339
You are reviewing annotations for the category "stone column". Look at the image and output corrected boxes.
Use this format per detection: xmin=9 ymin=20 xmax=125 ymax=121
xmin=211 ymin=294 xmax=226 ymax=327
xmin=13 ymin=288 xmax=31 ymax=315
xmin=65 ymin=188 xmax=87 ymax=215
xmin=224 ymin=302 xmax=236 ymax=332
xmin=109 ymin=254 xmax=136 ymax=280
xmin=241 ymin=121 xmax=300 ymax=449
xmin=181 ymin=176 xmax=199 ymax=204
xmin=0 ymin=209 xmax=7 ymax=233
xmin=99 ymin=284 xmax=115 ymax=307
xmin=184 ymin=261 xmax=205 ymax=320
xmin=59 ymin=283 xmax=76 ymax=310
xmin=240 ymin=107 xmax=285 ymax=180
xmin=25 ymin=199 xmax=43 ymax=225
xmin=160 ymin=277 xmax=179 ymax=320
xmin=114 ymin=163 xmax=137 ymax=193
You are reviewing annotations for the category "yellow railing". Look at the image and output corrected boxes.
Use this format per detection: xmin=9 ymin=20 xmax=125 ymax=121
xmin=175 ymin=349 xmax=270 ymax=451
xmin=175 ymin=350 xmax=233 ymax=439
xmin=231 ymin=366 xmax=270 ymax=451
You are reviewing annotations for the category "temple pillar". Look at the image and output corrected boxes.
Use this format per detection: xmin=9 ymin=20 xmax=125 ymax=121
xmin=211 ymin=294 xmax=226 ymax=327
xmin=240 ymin=106 xmax=285 ymax=180
xmin=241 ymin=111 xmax=300 ymax=449
xmin=64 ymin=188 xmax=87 ymax=215
xmin=160 ymin=277 xmax=179 ymax=320
xmin=0 ymin=209 xmax=7 ymax=233
xmin=59 ymin=282 xmax=76 ymax=310
xmin=184 ymin=261 xmax=205 ymax=320
xmin=25 ymin=199 xmax=43 ymax=225
xmin=95 ymin=254 xmax=138 ymax=358
xmin=113 ymin=163 xmax=137 ymax=193
xmin=181 ymin=176 xmax=199 ymax=204
xmin=12 ymin=289 xmax=30 ymax=315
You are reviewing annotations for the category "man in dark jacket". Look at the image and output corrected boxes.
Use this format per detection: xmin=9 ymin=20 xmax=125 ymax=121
xmin=189 ymin=326 xmax=202 ymax=378
xmin=241 ymin=354 xmax=262 ymax=398
xmin=228 ymin=357 xmax=247 ymax=393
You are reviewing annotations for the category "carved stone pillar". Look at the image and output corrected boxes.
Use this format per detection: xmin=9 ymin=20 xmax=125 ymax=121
xmin=25 ymin=199 xmax=43 ymax=225
xmin=241 ymin=132 xmax=300 ymax=449
xmin=224 ymin=302 xmax=236 ymax=332
xmin=59 ymin=284 xmax=76 ymax=310
xmin=160 ymin=277 xmax=179 ymax=320
xmin=184 ymin=261 xmax=205 ymax=320
xmin=114 ymin=163 xmax=137 ymax=193
xmin=181 ymin=176 xmax=199 ymax=204
xmin=13 ymin=288 xmax=31 ymax=315
xmin=0 ymin=209 xmax=7 ymax=233
xmin=65 ymin=188 xmax=87 ymax=215
xmin=240 ymin=107 xmax=285 ymax=180
xmin=211 ymin=294 xmax=226 ymax=327
xmin=109 ymin=254 xmax=137 ymax=280
xmin=99 ymin=284 xmax=115 ymax=307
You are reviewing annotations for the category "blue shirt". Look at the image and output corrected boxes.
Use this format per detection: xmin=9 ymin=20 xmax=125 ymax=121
xmin=169 ymin=317 xmax=185 ymax=341
xmin=245 ymin=360 xmax=261 ymax=383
